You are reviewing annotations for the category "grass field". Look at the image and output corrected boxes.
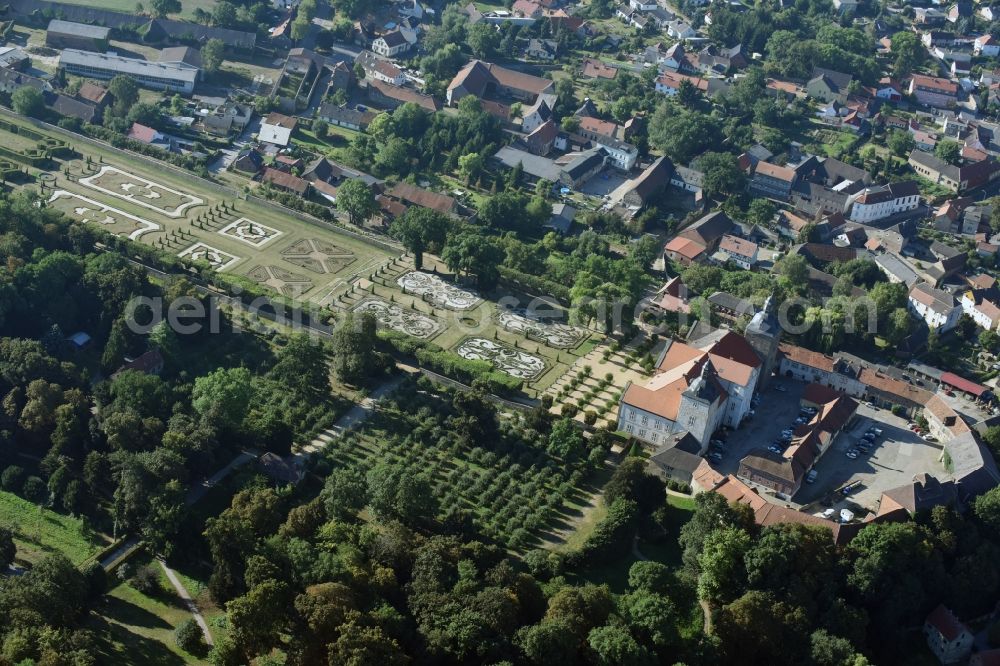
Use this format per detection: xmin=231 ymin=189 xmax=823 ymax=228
xmin=43 ymin=0 xmax=219 ymax=20
xmin=0 ymin=490 xmax=109 ymax=565
xmin=88 ymin=556 xmax=213 ymax=666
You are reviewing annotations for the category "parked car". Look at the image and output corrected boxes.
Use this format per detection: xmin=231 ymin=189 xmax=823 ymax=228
xmin=709 ymin=452 xmax=723 ymax=462
xmin=846 ymin=449 xmax=859 ymax=459
xmin=806 ymin=470 xmax=818 ymax=483
xmin=768 ymin=444 xmax=782 ymax=453
xmin=871 ymin=427 xmax=883 ymax=436
xmin=822 ymin=508 xmax=836 ymax=519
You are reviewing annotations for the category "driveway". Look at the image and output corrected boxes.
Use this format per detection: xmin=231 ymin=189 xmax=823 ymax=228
xmin=208 ymin=117 xmax=260 ymax=174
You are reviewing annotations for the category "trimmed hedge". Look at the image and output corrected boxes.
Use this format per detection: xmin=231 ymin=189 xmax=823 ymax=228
xmin=498 ymin=266 xmax=571 ymax=303
xmin=378 ymin=329 xmax=523 ymax=395
xmin=565 ymin=497 xmax=638 ymax=567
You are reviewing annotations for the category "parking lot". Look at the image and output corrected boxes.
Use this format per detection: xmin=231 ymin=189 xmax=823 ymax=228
xmin=710 ymin=378 xmax=947 ymax=517
xmin=712 ymin=379 xmax=809 ymax=477
xmin=795 ymin=403 xmax=944 ymax=513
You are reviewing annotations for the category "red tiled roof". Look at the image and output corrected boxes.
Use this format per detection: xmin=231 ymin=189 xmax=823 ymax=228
xmin=940 ymin=371 xmax=988 ymax=397
xmin=262 ymin=167 xmax=309 ymax=194
xmin=779 ymin=343 xmax=836 ymax=372
xmin=664 ymin=236 xmax=706 ymax=260
xmin=719 ymin=234 xmax=758 ymax=258
xmin=127 ymin=123 xmax=159 ymax=143
xmin=387 ymin=182 xmax=456 ymax=216
xmin=578 ymin=115 xmax=618 ymax=137
xmin=754 ymin=161 xmax=796 ymax=182
xmin=264 ymin=112 xmax=297 ymax=129
xmin=369 ymin=80 xmax=440 ymax=112
xmin=77 ymin=82 xmax=108 ymax=104
xmin=582 ymin=58 xmax=617 ymax=79
xmin=926 ymin=605 xmax=969 ymax=642
xmin=911 ymin=73 xmax=959 ymax=95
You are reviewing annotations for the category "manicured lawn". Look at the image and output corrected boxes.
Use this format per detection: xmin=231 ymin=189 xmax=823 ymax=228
xmin=0 ymin=490 xmax=109 ymax=565
xmin=88 ymin=559 xmax=210 ymax=666
xmin=667 ymin=493 xmax=696 ymax=511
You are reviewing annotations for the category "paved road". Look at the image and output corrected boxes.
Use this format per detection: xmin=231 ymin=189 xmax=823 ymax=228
xmin=185 ymin=451 xmax=257 ymax=506
xmin=294 ymin=375 xmax=406 ymax=461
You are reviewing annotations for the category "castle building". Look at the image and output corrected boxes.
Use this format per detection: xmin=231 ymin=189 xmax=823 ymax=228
xmin=617 ymin=324 xmax=779 ymax=449
xmin=745 ymin=294 xmax=782 ymax=389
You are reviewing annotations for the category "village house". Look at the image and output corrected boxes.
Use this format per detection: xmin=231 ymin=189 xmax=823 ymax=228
xmin=924 ymin=605 xmax=974 ymax=665
xmin=975 ymin=34 xmax=999 ymax=57
xmin=446 ymin=60 xmax=555 ymax=106
xmin=259 ymin=112 xmax=297 ymax=146
xmin=909 ymin=73 xmax=959 ymax=109
xmin=621 ymin=156 xmax=673 ymax=209
xmin=261 ymin=167 xmax=310 ymax=196
xmin=369 ymin=60 xmax=406 ymax=86
xmin=317 ymin=104 xmax=376 ymax=131
xmin=845 ymin=181 xmax=921 ymax=223
xmin=367 ymin=79 xmax=440 ymax=112
xmin=909 ymin=150 xmax=1000 ymax=193
xmin=909 ymin=282 xmax=961 ymax=331
xmin=750 ymin=161 xmax=797 ymax=200
xmin=372 ymin=30 xmax=411 ymax=57
xmin=715 ymin=234 xmax=758 ymax=269
xmin=646 ymin=431 xmax=704 ymax=487
xmin=652 ymin=276 xmax=691 ymax=315
xmin=960 ymin=290 xmax=1000 ymax=330
xmin=664 ymin=210 xmax=733 ymax=265
xmin=806 ymin=67 xmax=853 ymax=103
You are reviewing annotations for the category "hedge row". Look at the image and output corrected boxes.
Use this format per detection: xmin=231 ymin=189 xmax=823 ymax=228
xmin=378 ymin=329 xmax=523 ymax=395
xmin=498 ymin=266 xmax=571 ymax=304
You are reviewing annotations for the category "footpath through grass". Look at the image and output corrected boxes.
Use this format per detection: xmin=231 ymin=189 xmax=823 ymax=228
xmin=0 ymin=490 xmax=108 ymax=565
xmin=88 ymin=556 xmax=213 ymax=666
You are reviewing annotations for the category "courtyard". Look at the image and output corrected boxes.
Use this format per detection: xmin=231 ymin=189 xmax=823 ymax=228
xmin=796 ymin=403 xmax=945 ymax=513
xmin=712 ymin=378 xmax=947 ymax=518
